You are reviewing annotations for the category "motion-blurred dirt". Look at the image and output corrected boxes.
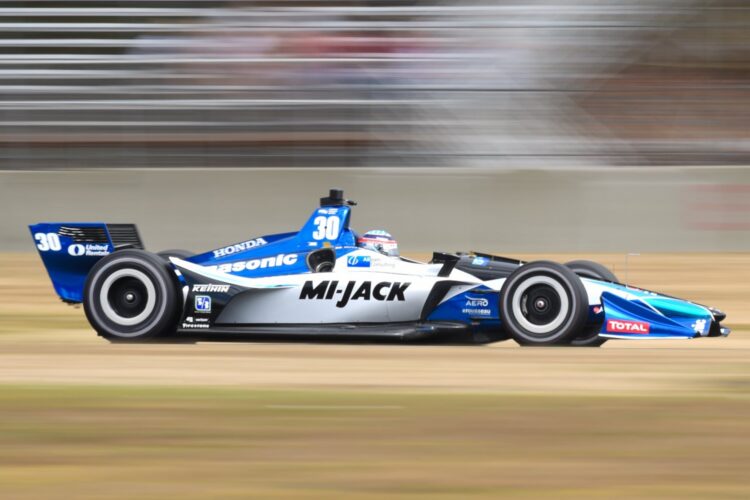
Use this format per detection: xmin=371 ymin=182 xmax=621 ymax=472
xmin=1 ymin=253 xmax=749 ymax=499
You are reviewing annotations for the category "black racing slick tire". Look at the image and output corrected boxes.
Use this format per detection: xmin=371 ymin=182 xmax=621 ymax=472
xmin=568 ymin=326 xmax=608 ymax=347
xmin=157 ymin=249 xmax=195 ymax=261
xmin=564 ymin=260 xmax=617 ymax=347
xmin=500 ymin=261 xmax=589 ymax=346
xmin=83 ymin=249 xmax=181 ymax=342
xmin=565 ymin=260 xmax=618 ymax=282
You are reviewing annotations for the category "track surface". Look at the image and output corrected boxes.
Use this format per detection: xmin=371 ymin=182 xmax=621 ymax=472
xmin=1 ymin=253 xmax=749 ymax=498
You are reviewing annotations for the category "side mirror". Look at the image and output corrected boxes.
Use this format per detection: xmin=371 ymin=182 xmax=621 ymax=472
xmin=306 ymin=248 xmax=336 ymax=273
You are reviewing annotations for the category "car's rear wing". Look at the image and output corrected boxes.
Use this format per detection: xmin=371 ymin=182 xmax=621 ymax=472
xmin=29 ymin=222 xmax=143 ymax=303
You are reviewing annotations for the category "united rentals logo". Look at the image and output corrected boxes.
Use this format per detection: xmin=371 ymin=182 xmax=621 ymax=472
xmin=212 ymin=237 xmax=268 ymax=258
xmin=67 ymin=243 xmax=110 ymax=257
xmin=606 ymin=319 xmax=650 ymax=334
xmin=299 ymin=280 xmax=410 ymax=308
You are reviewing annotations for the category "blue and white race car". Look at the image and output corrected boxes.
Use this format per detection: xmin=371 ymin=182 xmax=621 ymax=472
xmin=30 ymin=189 xmax=730 ymax=346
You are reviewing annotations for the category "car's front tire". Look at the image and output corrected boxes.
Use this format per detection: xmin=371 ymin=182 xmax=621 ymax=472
xmin=83 ymin=249 xmax=181 ymax=342
xmin=500 ymin=261 xmax=589 ymax=346
xmin=565 ymin=259 xmax=617 ymax=347
xmin=565 ymin=259 xmax=618 ymax=282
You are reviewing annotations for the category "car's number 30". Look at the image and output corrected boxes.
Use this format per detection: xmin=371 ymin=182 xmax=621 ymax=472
xmin=35 ymin=232 xmax=62 ymax=252
xmin=312 ymin=216 xmax=340 ymax=240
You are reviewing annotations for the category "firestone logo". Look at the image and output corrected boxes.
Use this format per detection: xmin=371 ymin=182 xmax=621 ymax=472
xmin=606 ymin=319 xmax=650 ymax=334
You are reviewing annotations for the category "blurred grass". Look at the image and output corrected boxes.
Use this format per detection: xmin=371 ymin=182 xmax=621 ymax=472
xmin=1 ymin=385 xmax=749 ymax=499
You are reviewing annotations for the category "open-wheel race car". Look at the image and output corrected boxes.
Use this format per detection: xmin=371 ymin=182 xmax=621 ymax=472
xmin=30 ymin=189 xmax=730 ymax=346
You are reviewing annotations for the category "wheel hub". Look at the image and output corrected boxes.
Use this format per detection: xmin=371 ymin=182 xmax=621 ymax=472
xmin=522 ymin=284 xmax=563 ymax=326
xmin=107 ymin=277 xmax=149 ymax=319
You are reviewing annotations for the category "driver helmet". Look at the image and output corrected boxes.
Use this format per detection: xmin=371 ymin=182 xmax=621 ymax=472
xmin=357 ymin=230 xmax=399 ymax=257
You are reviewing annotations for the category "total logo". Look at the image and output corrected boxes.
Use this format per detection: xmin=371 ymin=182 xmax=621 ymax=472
xmin=208 ymin=253 xmax=298 ymax=273
xmin=300 ymin=280 xmax=410 ymax=308
xmin=68 ymin=243 xmax=110 ymax=257
xmin=606 ymin=319 xmax=650 ymax=334
xmin=212 ymin=237 xmax=267 ymax=258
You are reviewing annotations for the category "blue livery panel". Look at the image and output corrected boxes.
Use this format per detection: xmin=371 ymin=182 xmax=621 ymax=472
xmin=29 ymin=222 xmax=114 ymax=302
xmin=427 ymin=287 xmax=500 ymax=323
xmin=599 ymin=292 xmax=711 ymax=339
xmin=185 ymin=205 xmax=357 ymax=279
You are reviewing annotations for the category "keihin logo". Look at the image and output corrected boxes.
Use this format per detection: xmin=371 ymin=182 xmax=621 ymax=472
xmin=606 ymin=319 xmax=650 ymax=334
xmin=300 ymin=280 xmax=410 ymax=308
xmin=192 ymin=284 xmax=230 ymax=293
xmin=213 ymin=238 xmax=267 ymax=258
xmin=208 ymin=254 xmax=298 ymax=273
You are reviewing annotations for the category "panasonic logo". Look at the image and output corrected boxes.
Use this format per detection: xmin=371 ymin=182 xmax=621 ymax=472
xmin=212 ymin=238 xmax=268 ymax=258
xmin=299 ymin=280 xmax=411 ymax=308
xmin=208 ymin=253 xmax=298 ymax=273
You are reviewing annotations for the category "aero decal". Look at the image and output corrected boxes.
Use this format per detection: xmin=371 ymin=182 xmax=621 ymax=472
xmin=606 ymin=319 xmax=650 ymax=334
xmin=208 ymin=254 xmax=298 ymax=273
xmin=300 ymin=280 xmax=411 ymax=308
xmin=213 ymin=238 xmax=267 ymax=258
xmin=462 ymin=295 xmax=491 ymax=316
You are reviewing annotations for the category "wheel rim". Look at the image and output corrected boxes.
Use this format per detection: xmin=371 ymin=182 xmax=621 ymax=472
xmin=511 ymin=276 xmax=569 ymax=335
xmin=99 ymin=269 xmax=157 ymax=326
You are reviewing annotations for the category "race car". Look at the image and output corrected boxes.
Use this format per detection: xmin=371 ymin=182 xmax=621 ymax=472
xmin=30 ymin=189 xmax=730 ymax=346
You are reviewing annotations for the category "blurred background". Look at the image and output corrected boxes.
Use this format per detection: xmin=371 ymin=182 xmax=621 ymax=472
xmin=1 ymin=0 xmax=749 ymax=169
xmin=2 ymin=0 xmax=750 ymax=254
xmin=2 ymin=3 xmax=750 ymax=499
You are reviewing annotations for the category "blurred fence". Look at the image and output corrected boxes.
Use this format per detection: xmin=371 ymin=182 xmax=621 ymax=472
xmin=1 ymin=1 xmax=749 ymax=169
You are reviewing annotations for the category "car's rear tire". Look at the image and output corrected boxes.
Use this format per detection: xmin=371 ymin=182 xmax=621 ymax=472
xmin=500 ymin=261 xmax=589 ymax=346
xmin=564 ymin=260 xmax=616 ymax=347
xmin=84 ymin=249 xmax=181 ymax=342
xmin=157 ymin=249 xmax=194 ymax=261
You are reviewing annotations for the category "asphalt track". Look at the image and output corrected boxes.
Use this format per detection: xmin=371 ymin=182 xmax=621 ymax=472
xmin=1 ymin=253 xmax=749 ymax=498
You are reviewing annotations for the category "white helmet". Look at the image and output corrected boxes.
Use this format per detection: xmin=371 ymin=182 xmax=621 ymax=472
xmin=357 ymin=230 xmax=399 ymax=256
